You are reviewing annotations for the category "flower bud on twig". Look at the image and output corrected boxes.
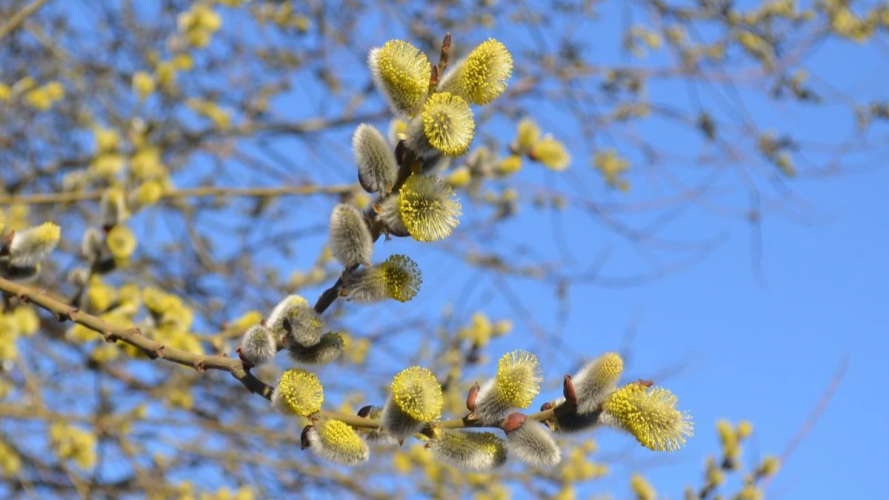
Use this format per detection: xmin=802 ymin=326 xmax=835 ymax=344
xmin=289 ymin=332 xmax=344 ymax=365
xmin=428 ymin=428 xmax=507 ymax=472
xmin=307 ymin=419 xmax=370 ymax=466
xmin=329 ymin=204 xmax=373 ymax=268
xmin=353 ymin=124 xmax=398 ymax=195
xmin=238 ymin=325 xmax=277 ymax=366
xmin=474 ymin=350 xmax=542 ymax=424
xmin=380 ymin=366 xmax=443 ymax=440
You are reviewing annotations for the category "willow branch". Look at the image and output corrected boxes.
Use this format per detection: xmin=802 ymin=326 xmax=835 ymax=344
xmin=0 ymin=276 xmax=273 ymax=399
xmin=1 ymin=277 xmax=563 ymax=433
xmin=0 ymin=183 xmax=357 ymax=206
xmin=0 ymin=0 xmax=53 ymax=41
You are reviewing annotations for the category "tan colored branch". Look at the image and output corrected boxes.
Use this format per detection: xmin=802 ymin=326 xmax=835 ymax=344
xmin=0 ymin=0 xmax=53 ymax=41
xmin=0 ymin=183 xmax=358 ymax=206
xmin=0 ymin=276 xmax=558 ymax=432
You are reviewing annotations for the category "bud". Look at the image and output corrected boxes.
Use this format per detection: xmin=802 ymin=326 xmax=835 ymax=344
xmin=106 ymin=225 xmax=137 ymax=260
xmin=380 ymin=366 xmax=443 ymax=439
xmin=329 ymin=204 xmax=373 ymax=268
xmin=289 ymin=332 xmax=343 ymax=365
xmin=7 ymin=222 xmax=61 ymax=267
xmin=572 ymin=352 xmax=623 ymax=414
xmin=353 ymin=124 xmax=398 ymax=195
xmin=429 ymin=429 xmax=507 ymax=472
xmin=100 ymin=188 xmax=129 ymax=227
xmin=630 ymin=473 xmax=657 ymax=500
xmin=531 ymin=136 xmax=571 ymax=171
xmin=513 ymin=118 xmax=541 ymax=154
xmin=238 ymin=325 xmax=277 ymax=366
xmin=342 ymin=254 xmax=422 ymax=303
xmin=307 ymin=419 xmax=370 ymax=466
xmin=474 ymin=350 xmax=542 ymax=424
xmin=368 ymin=40 xmax=431 ymax=117
xmin=405 ymin=92 xmax=475 ymax=158
xmin=271 ymin=368 xmax=324 ymax=417
xmin=437 ymin=39 xmax=512 ymax=105
xmin=81 ymin=227 xmax=106 ymax=264
xmin=266 ymin=295 xmax=322 ymax=347
xmin=377 ymin=174 xmax=461 ymax=243
xmin=505 ymin=417 xmax=561 ymax=467
xmin=600 ymin=384 xmax=693 ymax=452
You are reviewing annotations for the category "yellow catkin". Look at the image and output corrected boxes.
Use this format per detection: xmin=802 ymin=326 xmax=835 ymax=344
xmin=392 ymin=366 xmax=443 ymax=421
xmin=457 ymin=39 xmax=513 ymax=105
xmin=603 ymin=384 xmax=693 ymax=452
xmin=494 ymin=350 xmax=542 ymax=408
xmin=274 ymin=369 xmax=324 ymax=417
xmin=422 ymin=92 xmax=475 ymax=156
xmin=370 ymin=40 xmax=432 ymax=116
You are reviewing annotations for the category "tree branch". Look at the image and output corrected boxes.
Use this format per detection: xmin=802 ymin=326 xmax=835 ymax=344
xmin=0 ymin=183 xmax=357 ymax=206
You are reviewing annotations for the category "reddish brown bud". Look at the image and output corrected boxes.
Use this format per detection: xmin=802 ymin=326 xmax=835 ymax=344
xmin=466 ymin=382 xmax=480 ymax=413
xmin=357 ymin=405 xmax=373 ymax=418
xmin=301 ymin=425 xmax=313 ymax=450
xmin=540 ymin=402 xmax=553 ymax=412
xmin=563 ymin=375 xmax=577 ymax=406
xmin=501 ymin=412 xmax=528 ymax=434
xmin=635 ymin=379 xmax=654 ymax=388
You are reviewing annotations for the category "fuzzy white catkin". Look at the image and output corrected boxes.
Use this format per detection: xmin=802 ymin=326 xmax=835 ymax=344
xmin=239 ymin=325 xmax=277 ymax=366
xmin=307 ymin=422 xmax=370 ymax=466
xmin=8 ymin=225 xmax=59 ymax=268
xmin=80 ymin=227 xmax=105 ymax=263
xmin=572 ymin=353 xmax=623 ymax=415
xmin=329 ymin=204 xmax=373 ymax=268
xmin=266 ymin=296 xmax=322 ymax=347
xmin=289 ymin=332 xmax=343 ymax=365
xmin=266 ymin=295 xmax=309 ymax=332
xmin=473 ymin=378 xmax=511 ymax=425
xmin=1 ymin=263 xmax=40 ymax=282
xmin=99 ymin=190 xmax=128 ymax=227
xmin=506 ymin=422 xmax=561 ymax=466
xmin=429 ymin=430 xmax=508 ymax=472
xmin=353 ymin=124 xmax=398 ymax=195
xmin=361 ymin=406 xmax=399 ymax=445
xmin=375 ymin=196 xmax=409 ymax=238
xmin=379 ymin=395 xmax=425 ymax=440
xmin=404 ymin=115 xmax=442 ymax=161
xmin=342 ymin=268 xmax=386 ymax=303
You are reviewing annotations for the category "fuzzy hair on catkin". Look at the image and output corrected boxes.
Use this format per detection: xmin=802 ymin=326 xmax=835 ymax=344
xmin=266 ymin=295 xmax=322 ymax=346
xmin=359 ymin=406 xmax=399 ymax=445
xmin=239 ymin=325 xmax=277 ymax=366
xmin=307 ymin=420 xmax=370 ymax=466
xmin=429 ymin=429 xmax=508 ymax=472
xmin=473 ymin=350 xmax=542 ymax=424
xmin=376 ymin=196 xmax=410 ymax=238
xmin=8 ymin=223 xmax=61 ymax=268
xmin=379 ymin=395 xmax=425 ymax=440
xmin=289 ymin=332 xmax=343 ymax=365
xmin=506 ymin=421 xmax=561 ymax=466
xmin=353 ymin=124 xmax=398 ymax=195
xmin=329 ymin=204 xmax=373 ymax=268
xmin=550 ymin=397 xmax=603 ymax=434
xmin=0 ymin=263 xmax=40 ymax=283
xmin=342 ymin=255 xmax=422 ymax=303
xmin=99 ymin=189 xmax=128 ymax=227
xmin=404 ymin=114 xmax=442 ymax=161
xmin=572 ymin=352 xmax=623 ymax=414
